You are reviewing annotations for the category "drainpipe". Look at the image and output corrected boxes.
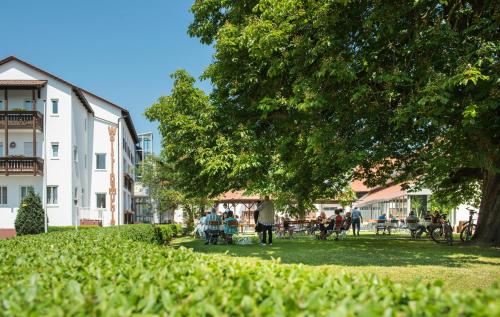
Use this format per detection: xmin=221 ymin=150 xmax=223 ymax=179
xmin=42 ymin=99 xmax=48 ymax=233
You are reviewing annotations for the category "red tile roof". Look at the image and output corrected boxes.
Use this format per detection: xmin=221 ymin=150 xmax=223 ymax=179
xmin=216 ymin=190 xmax=261 ymax=203
xmin=355 ymin=183 xmax=406 ymax=207
xmin=351 ymin=179 xmax=371 ymax=192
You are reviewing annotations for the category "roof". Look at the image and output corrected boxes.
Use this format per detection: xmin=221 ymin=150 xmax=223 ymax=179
xmin=0 ymin=79 xmax=47 ymax=88
xmin=350 ymin=179 xmax=371 ymax=193
xmin=216 ymin=190 xmax=261 ymax=203
xmin=355 ymin=183 xmax=406 ymax=207
xmin=80 ymin=88 xmax=139 ymax=143
xmin=0 ymin=56 xmax=138 ymax=143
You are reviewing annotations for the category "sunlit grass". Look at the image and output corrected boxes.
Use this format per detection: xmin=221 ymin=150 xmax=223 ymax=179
xmin=173 ymin=233 xmax=500 ymax=290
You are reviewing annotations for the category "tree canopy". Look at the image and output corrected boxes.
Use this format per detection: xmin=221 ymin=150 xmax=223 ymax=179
xmin=148 ymin=0 xmax=499 ymax=243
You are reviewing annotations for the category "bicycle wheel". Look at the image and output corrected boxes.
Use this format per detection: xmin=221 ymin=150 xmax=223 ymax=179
xmin=460 ymin=223 xmax=477 ymax=242
xmin=430 ymin=226 xmax=447 ymax=243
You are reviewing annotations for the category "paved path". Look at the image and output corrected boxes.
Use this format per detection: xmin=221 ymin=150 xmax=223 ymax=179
xmin=0 ymin=229 xmax=16 ymax=239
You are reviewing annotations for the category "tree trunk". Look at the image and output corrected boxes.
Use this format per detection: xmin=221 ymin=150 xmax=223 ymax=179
xmin=475 ymin=171 xmax=500 ymax=245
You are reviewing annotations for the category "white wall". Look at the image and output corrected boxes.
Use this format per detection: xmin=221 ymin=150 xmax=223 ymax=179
xmin=0 ymin=177 xmax=43 ymax=228
xmin=0 ymin=59 xmax=138 ymax=229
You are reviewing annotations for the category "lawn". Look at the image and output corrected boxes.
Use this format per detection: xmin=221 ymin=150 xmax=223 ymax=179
xmin=173 ymin=233 xmax=500 ymax=290
xmin=2 ymin=226 xmax=499 ymax=315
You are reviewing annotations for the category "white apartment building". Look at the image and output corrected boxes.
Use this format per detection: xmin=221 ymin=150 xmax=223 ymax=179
xmin=0 ymin=56 xmax=138 ymax=230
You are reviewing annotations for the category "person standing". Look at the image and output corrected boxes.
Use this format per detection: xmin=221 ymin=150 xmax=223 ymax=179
xmin=254 ymin=203 xmax=262 ymax=240
xmin=351 ymin=207 xmax=363 ymax=236
xmin=258 ymin=195 xmax=275 ymax=246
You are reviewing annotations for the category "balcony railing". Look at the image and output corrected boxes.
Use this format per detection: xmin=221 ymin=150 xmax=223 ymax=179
xmin=0 ymin=157 xmax=44 ymax=175
xmin=0 ymin=111 xmax=43 ymax=131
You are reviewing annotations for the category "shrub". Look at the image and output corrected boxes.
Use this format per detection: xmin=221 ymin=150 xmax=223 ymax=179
xmin=48 ymin=226 xmax=99 ymax=233
xmin=0 ymin=227 xmax=499 ymax=316
xmin=14 ymin=191 xmax=45 ymax=235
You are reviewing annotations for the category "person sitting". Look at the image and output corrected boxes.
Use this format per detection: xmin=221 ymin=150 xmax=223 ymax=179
xmin=317 ymin=212 xmax=328 ymax=240
xmin=283 ymin=214 xmax=293 ymax=239
xmin=194 ymin=212 xmax=209 ymax=238
xmin=224 ymin=211 xmax=239 ymax=244
xmin=376 ymin=213 xmax=388 ymax=234
xmin=406 ymin=211 xmax=426 ymax=238
xmin=344 ymin=212 xmax=352 ymax=232
xmin=204 ymin=205 xmax=222 ymax=245
xmin=333 ymin=209 xmax=345 ymax=241
xmin=388 ymin=214 xmax=399 ymax=234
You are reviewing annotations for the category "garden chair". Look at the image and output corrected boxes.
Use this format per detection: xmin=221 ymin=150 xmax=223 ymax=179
xmin=207 ymin=220 xmax=222 ymax=244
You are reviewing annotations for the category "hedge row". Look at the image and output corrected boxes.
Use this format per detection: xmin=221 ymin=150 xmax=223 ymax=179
xmin=48 ymin=226 xmax=100 ymax=233
xmin=48 ymin=224 xmax=182 ymax=244
xmin=0 ymin=226 xmax=499 ymax=316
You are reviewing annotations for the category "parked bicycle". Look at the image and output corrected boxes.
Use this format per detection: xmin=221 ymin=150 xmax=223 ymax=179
xmin=460 ymin=208 xmax=477 ymax=242
xmin=430 ymin=212 xmax=453 ymax=246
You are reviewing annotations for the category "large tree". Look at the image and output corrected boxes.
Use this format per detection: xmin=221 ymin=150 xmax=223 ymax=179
xmin=149 ymin=0 xmax=498 ymax=243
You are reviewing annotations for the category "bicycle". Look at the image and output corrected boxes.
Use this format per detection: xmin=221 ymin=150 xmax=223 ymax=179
xmin=430 ymin=212 xmax=453 ymax=246
xmin=460 ymin=208 xmax=477 ymax=242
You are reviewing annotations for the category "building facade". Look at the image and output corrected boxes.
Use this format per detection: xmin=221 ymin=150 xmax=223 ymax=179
xmin=134 ymin=132 xmax=154 ymax=223
xmin=0 ymin=56 xmax=138 ymax=230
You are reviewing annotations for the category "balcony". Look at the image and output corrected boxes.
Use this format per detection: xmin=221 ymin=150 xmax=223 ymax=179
xmin=0 ymin=111 xmax=43 ymax=131
xmin=0 ymin=157 xmax=44 ymax=175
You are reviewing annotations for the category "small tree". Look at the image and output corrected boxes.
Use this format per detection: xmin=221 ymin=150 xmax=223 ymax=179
xmin=15 ymin=191 xmax=45 ymax=235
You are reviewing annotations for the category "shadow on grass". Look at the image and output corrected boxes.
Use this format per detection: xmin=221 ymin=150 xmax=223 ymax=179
xmin=173 ymin=234 xmax=500 ymax=268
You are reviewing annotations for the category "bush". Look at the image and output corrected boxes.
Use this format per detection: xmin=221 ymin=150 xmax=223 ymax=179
xmin=0 ymin=227 xmax=499 ymax=316
xmin=48 ymin=226 xmax=99 ymax=233
xmin=14 ymin=191 xmax=45 ymax=235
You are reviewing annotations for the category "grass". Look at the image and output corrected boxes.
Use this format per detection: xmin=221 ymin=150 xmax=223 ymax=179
xmin=173 ymin=233 xmax=500 ymax=290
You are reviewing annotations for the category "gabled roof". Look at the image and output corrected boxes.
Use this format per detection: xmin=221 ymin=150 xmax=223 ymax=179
xmin=0 ymin=56 xmax=138 ymax=143
xmin=355 ymin=183 xmax=406 ymax=207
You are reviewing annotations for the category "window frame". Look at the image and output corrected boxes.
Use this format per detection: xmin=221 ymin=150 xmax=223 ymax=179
xmin=95 ymin=153 xmax=106 ymax=170
xmin=73 ymin=146 xmax=78 ymax=163
xmin=46 ymin=186 xmax=58 ymax=205
xmin=23 ymin=142 xmax=33 ymax=157
xmin=0 ymin=186 xmax=7 ymax=205
xmin=96 ymin=193 xmax=106 ymax=209
xmin=20 ymin=186 xmax=34 ymax=201
xmin=51 ymin=99 xmax=59 ymax=115
xmin=51 ymin=142 xmax=59 ymax=159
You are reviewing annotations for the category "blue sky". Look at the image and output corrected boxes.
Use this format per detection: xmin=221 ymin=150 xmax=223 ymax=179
xmin=0 ymin=0 xmax=213 ymax=154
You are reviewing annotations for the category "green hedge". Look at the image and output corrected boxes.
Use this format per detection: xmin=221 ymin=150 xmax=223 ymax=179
xmin=0 ymin=226 xmax=498 ymax=316
xmin=48 ymin=224 xmax=181 ymax=244
xmin=48 ymin=226 xmax=100 ymax=233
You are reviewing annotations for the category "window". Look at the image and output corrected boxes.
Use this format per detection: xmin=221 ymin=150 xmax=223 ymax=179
xmin=74 ymin=187 xmax=78 ymax=206
xmin=0 ymin=100 xmax=3 ymax=109
xmin=51 ymin=143 xmax=59 ymax=158
xmin=96 ymin=153 xmax=106 ymax=170
xmin=20 ymin=186 xmax=34 ymax=200
xmin=47 ymin=186 xmax=58 ymax=205
xmin=24 ymin=142 xmax=33 ymax=156
xmin=84 ymin=154 xmax=87 ymax=169
xmin=51 ymin=100 xmax=59 ymax=114
xmin=73 ymin=146 xmax=78 ymax=163
xmin=96 ymin=193 xmax=106 ymax=209
xmin=0 ymin=187 xmax=7 ymax=205
xmin=24 ymin=100 xmax=32 ymax=110
xmin=0 ymin=142 xmax=3 ymax=156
